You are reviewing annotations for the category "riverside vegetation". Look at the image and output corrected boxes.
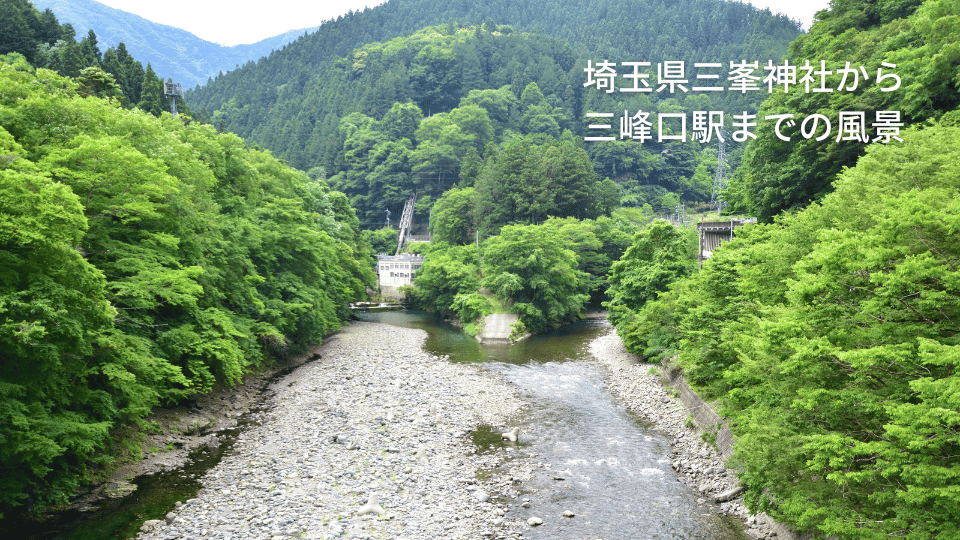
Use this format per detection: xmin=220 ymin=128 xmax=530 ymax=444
xmin=0 ymin=53 xmax=373 ymax=518
xmin=606 ymin=1 xmax=960 ymax=538
xmin=1 ymin=0 xmax=959 ymax=538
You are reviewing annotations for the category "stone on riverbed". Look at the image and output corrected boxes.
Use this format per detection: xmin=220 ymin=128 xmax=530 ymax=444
xmin=501 ymin=427 xmax=520 ymax=442
xmin=713 ymin=486 xmax=746 ymax=503
xmin=131 ymin=322 xmax=524 ymax=540
xmin=357 ymin=492 xmax=385 ymax=516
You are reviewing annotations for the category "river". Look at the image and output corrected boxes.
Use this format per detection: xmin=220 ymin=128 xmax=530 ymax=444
xmin=11 ymin=310 xmax=746 ymax=540
xmin=359 ymin=311 xmax=747 ymax=540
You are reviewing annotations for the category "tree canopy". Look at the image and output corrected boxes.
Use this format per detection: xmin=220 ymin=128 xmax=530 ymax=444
xmin=618 ymin=123 xmax=960 ymax=540
xmin=0 ymin=54 xmax=371 ymax=517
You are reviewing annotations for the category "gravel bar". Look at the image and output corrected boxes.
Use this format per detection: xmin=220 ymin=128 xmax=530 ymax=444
xmin=135 ymin=322 xmax=525 ymax=540
xmin=590 ymin=329 xmax=784 ymax=540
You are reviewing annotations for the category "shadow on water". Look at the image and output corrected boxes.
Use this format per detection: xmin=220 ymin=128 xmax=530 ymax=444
xmin=3 ymin=358 xmax=315 ymax=540
xmin=1 ymin=420 xmax=248 ymax=540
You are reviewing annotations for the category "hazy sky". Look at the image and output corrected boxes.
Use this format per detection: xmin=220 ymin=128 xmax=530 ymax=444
xmin=93 ymin=0 xmax=832 ymax=46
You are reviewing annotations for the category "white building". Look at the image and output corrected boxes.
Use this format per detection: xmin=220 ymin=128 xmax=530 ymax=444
xmin=377 ymin=253 xmax=424 ymax=291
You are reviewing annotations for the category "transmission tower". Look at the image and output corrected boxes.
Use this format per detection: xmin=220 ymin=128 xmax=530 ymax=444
xmin=164 ymin=81 xmax=183 ymax=116
xmin=709 ymin=133 xmax=727 ymax=214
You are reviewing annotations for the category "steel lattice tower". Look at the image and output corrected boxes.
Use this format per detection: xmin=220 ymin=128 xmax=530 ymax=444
xmin=710 ymin=133 xmax=726 ymax=214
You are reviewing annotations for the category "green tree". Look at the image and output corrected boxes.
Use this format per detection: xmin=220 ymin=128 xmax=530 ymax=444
xmin=730 ymin=0 xmax=959 ymax=221
xmin=363 ymin=227 xmax=399 ymax=255
xmin=0 ymin=56 xmax=370 ymax=516
xmin=409 ymin=243 xmax=481 ymax=318
xmin=137 ymin=62 xmax=164 ymax=116
xmin=0 ymin=0 xmax=37 ymax=63
xmin=80 ymin=29 xmax=101 ymax=65
xmin=481 ymin=223 xmax=588 ymax=333
xmin=430 ymin=186 xmax=476 ymax=245
xmin=379 ymin=101 xmax=422 ymax=142
xmin=519 ymin=81 xmax=563 ymax=138
xmin=475 ymin=136 xmax=603 ymax=234
xmin=76 ymin=66 xmax=123 ymax=103
xmin=460 ymin=85 xmax=518 ymax=136
xmin=606 ymin=220 xmax=694 ymax=330
xmin=629 ymin=124 xmax=960 ymax=539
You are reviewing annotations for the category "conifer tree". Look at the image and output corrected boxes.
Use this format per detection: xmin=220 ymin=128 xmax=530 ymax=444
xmin=137 ymin=62 xmax=164 ymax=116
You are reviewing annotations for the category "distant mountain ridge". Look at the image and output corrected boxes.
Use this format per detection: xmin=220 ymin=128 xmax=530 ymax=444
xmin=187 ymin=0 xmax=802 ymax=172
xmin=32 ymin=0 xmax=318 ymax=88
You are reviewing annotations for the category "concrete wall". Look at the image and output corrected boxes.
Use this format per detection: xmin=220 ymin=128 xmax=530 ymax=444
xmin=660 ymin=360 xmax=809 ymax=540
xmin=477 ymin=313 xmax=520 ymax=343
xmin=379 ymin=286 xmax=405 ymax=301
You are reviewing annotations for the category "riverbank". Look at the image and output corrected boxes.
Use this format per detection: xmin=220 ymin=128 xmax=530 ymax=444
xmin=589 ymin=329 xmax=788 ymax=540
xmin=134 ymin=321 xmax=529 ymax=540
xmin=62 ymin=343 xmax=327 ymax=513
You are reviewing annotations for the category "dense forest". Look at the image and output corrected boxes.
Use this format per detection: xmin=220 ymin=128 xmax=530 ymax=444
xmin=186 ymin=0 xmax=802 ymax=223
xmin=0 ymin=1 xmax=372 ymax=516
xmin=727 ymin=0 xmax=960 ymax=220
xmin=2 ymin=0 xmax=959 ymax=537
xmin=0 ymin=0 xmax=193 ymax=117
xmin=607 ymin=1 xmax=960 ymax=538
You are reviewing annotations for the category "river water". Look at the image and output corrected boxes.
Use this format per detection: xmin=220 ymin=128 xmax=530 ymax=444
xmin=359 ymin=311 xmax=747 ymax=540
xmin=12 ymin=310 xmax=745 ymax=539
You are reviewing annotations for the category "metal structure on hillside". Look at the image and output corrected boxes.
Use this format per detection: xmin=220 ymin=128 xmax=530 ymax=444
xmin=697 ymin=217 xmax=757 ymax=269
xmin=164 ymin=81 xmax=183 ymax=116
xmin=395 ymin=196 xmax=416 ymax=255
xmin=709 ymin=133 xmax=727 ymax=214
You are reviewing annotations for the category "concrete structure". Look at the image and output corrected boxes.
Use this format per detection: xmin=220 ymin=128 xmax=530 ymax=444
xmin=377 ymin=253 xmax=424 ymax=299
xmin=696 ymin=218 xmax=757 ymax=268
xmin=477 ymin=313 xmax=521 ymax=343
xmin=659 ymin=360 xmax=802 ymax=540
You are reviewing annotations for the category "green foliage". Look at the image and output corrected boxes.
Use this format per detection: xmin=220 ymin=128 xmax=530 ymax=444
xmin=188 ymin=0 xmax=799 ymax=175
xmin=731 ymin=0 xmax=960 ymax=220
xmin=450 ymin=291 xmax=494 ymax=325
xmin=618 ymin=123 xmax=960 ymax=539
xmin=0 ymin=1 xmax=158 ymax=111
xmin=606 ymin=220 xmax=695 ymax=331
xmin=136 ymin=62 xmax=164 ymax=116
xmin=509 ymin=319 xmax=528 ymax=341
xmin=363 ymin=226 xmax=399 ymax=255
xmin=475 ymin=136 xmax=605 ymax=235
xmin=430 ymin=187 xmax=476 ymax=245
xmin=76 ymin=66 xmax=123 ymax=103
xmin=407 ymin=243 xmax=481 ymax=319
xmin=0 ymin=57 xmax=368 ymax=516
xmin=481 ymin=223 xmax=589 ymax=333
xmin=186 ymin=3 xmax=799 ymax=215
xmin=541 ymin=216 xmax=636 ymax=305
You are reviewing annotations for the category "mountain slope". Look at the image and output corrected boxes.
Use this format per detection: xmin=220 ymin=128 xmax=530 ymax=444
xmin=32 ymin=0 xmax=317 ymax=87
xmin=187 ymin=0 xmax=802 ymax=171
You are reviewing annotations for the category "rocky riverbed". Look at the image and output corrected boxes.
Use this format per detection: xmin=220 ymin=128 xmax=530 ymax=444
xmin=132 ymin=320 xmax=785 ymax=540
xmin=135 ymin=322 xmax=530 ymax=540
xmin=589 ymin=330 xmax=784 ymax=540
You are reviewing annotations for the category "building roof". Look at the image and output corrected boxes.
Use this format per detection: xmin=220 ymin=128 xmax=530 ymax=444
xmin=377 ymin=253 xmax=424 ymax=262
